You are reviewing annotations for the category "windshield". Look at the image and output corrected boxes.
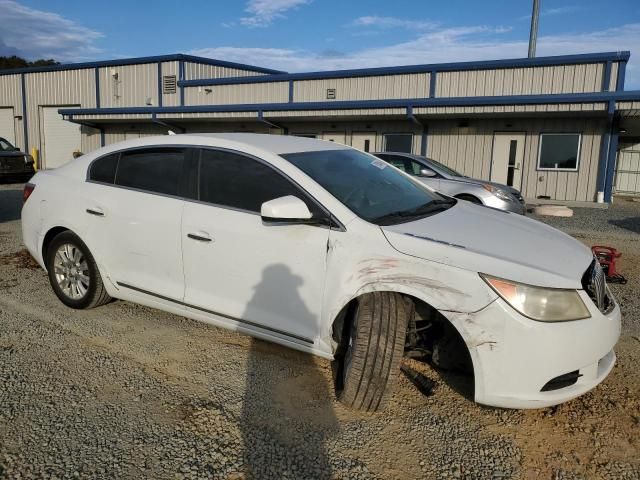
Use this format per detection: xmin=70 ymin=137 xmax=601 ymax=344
xmin=0 ymin=138 xmax=15 ymax=152
xmin=282 ymin=149 xmax=455 ymax=225
xmin=422 ymin=156 xmax=465 ymax=177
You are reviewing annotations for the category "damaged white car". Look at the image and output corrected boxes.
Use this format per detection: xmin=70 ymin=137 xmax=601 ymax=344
xmin=21 ymin=133 xmax=621 ymax=411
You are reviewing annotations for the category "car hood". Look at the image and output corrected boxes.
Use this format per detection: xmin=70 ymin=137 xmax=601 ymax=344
xmin=381 ymin=200 xmax=592 ymax=289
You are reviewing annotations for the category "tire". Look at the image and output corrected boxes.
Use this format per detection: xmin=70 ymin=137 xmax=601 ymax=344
xmin=456 ymin=194 xmax=482 ymax=205
xmin=338 ymin=292 xmax=408 ymax=412
xmin=45 ymin=231 xmax=112 ymax=309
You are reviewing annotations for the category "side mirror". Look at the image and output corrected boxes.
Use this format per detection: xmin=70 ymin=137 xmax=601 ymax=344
xmin=261 ymin=195 xmax=313 ymax=223
xmin=420 ymin=168 xmax=437 ymax=178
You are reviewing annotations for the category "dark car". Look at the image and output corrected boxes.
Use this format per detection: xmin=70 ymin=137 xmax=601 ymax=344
xmin=0 ymin=137 xmax=35 ymax=182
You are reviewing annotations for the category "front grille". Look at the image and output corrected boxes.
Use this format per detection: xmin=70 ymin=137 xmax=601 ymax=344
xmin=582 ymin=258 xmax=612 ymax=313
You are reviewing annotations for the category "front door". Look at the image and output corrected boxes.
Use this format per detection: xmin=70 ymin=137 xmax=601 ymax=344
xmin=41 ymin=106 xmax=81 ymax=168
xmin=351 ymin=132 xmax=376 ymax=153
xmin=490 ymin=132 xmax=525 ymax=187
xmin=181 ymin=148 xmax=330 ymax=344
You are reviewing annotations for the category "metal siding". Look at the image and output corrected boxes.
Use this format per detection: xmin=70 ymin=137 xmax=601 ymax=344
xmin=436 ymin=63 xmax=606 ymax=97
xmin=24 ymin=69 xmax=95 ymax=155
xmin=426 ymin=117 xmax=604 ymax=202
xmin=0 ymin=74 xmax=24 ymax=147
xmin=293 ymin=74 xmax=429 ymax=102
xmin=608 ymin=62 xmax=619 ymax=91
xmin=184 ymin=82 xmax=289 ymax=105
xmin=98 ymin=63 xmax=158 ymax=108
xmin=614 ymin=142 xmax=640 ymax=194
xmin=161 ymin=61 xmax=180 ymax=107
xmin=183 ymin=63 xmax=264 ymax=80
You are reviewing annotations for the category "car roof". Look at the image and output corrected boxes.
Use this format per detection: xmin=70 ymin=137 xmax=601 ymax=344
xmin=180 ymin=133 xmax=348 ymax=154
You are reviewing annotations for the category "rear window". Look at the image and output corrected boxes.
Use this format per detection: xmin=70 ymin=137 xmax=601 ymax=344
xmin=89 ymin=153 xmax=119 ymax=184
xmin=115 ymin=148 xmax=185 ymax=196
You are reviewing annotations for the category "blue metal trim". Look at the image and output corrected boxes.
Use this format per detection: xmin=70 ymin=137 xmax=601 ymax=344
xmin=604 ymin=123 xmax=618 ymax=202
xmin=429 ymin=71 xmax=437 ymax=98
xmin=289 ymin=80 xmax=294 ymax=103
xmin=100 ymin=128 xmax=105 ymax=147
xmin=421 ymin=124 xmax=428 ymax=156
xmin=179 ymin=60 xmax=185 ymax=106
xmin=157 ymin=62 xmax=163 ymax=107
xmin=178 ymin=51 xmax=631 ymax=87
xmin=58 ymin=90 xmax=640 ymax=117
xmin=94 ymin=67 xmax=100 ymax=108
xmin=20 ymin=73 xmax=28 ymax=151
xmin=0 ymin=53 xmax=284 ymax=77
xmin=602 ymin=61 xmax=612 ymax=92
xmin=617 ymin=61 xmax=627 ymax=92
xmin=596 ymin=101 xmax=616 ymax=197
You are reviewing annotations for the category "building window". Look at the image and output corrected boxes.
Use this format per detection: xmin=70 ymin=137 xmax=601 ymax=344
xmin=384 ymin=134 xmax=413 ymax=153
xmin=537 ymin=133 xmax=581 ymax=171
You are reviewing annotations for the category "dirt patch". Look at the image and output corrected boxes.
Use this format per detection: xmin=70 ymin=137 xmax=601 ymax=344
xmin=0 ymin=248 xmax=40 ymax=270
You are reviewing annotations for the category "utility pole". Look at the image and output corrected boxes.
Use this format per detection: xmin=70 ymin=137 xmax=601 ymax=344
xmin=528 ymin=0 xmax=540 ymax=58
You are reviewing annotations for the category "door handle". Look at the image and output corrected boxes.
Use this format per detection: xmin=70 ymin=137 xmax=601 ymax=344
xmin=187 ymin=232 xmax=212 ymax=242
xmin=86 ymin=207 xmax=105 ymax=217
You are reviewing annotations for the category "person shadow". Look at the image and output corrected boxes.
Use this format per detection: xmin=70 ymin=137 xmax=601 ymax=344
xmin=239 ymin=264 xmax=338 ymax=480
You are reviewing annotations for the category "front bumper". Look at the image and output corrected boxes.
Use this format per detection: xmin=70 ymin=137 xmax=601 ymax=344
xmin=447 ymin=292 xmax=621 ymax=409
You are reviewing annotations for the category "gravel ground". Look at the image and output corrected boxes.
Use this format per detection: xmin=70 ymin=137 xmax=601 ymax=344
xmin=1 ymin=182 xmax=639 ymax=479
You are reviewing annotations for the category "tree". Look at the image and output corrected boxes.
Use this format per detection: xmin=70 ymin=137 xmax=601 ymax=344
xmin=0 ymin=56 xmax=59 ymax=70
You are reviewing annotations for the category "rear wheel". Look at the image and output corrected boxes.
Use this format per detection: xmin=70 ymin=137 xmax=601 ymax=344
xmin=338 ymin=292 xmax=408 ymax=412
xmin=46 ymin=231 xmax=111 ymax=309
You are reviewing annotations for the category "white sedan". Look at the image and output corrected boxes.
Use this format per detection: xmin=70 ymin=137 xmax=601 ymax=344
xmin=21 ymin=133 xmax=620 ymax=411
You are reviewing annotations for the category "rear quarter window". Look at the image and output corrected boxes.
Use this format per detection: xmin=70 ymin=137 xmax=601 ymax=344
xmin=88 ymin=153 xmax=119 ymax=184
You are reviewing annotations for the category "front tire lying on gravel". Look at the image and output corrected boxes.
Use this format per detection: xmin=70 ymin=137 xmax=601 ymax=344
xmin=338 ymin=292 xmax=408 ymax=412
xmin=46 ymin=231 xmax=111 ymax=309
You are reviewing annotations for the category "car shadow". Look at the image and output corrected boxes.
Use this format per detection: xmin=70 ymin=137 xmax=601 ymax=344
xmin=240 ymin=264 xmax=338 ymax=479
xmin=609 ymin=217 xmax=640 ymax=234
xmin=0 ymin=188 xmax=23 ymax=223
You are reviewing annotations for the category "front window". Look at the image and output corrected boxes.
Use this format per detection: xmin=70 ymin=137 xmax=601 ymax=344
xmin=538 ymin=133 xmax=581 ymax=171
xmin=421 ymin=157 xmax=465 ymax=177
xmin=0 ymin=138 xmax=15 ymax=152
xmin=383 ymin=134 xmax=413 ymax=153
xmin=282 ymin=149 xmax=454 ymax=225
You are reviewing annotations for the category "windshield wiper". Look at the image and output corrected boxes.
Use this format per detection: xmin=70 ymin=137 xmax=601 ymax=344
xmin=372 ymin=199 xmax=456 ymax=225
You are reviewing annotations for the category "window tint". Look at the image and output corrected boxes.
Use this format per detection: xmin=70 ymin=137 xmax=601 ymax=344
xmin=199 ymin=149 xmax=314 ymax=214
xmin=538 ymin=134 xmax=581 ymax=170
xmin=0 ymin=138 xmax=14 ymax=151
xmin=408 ymin=160 xmax=424 ymax=176
xmin=115 ymin=148 xmax=184 ymax=196
xmin=387 ymin=157 xmax=408 ymax=172
xmin=89 ymin=153 xmax=119 ymax=184
xmin=384 ymin=134 xmax=413 ymax=153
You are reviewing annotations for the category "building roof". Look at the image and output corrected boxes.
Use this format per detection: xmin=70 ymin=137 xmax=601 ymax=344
xmin=0 ymin=53 xmax=285 ymax=76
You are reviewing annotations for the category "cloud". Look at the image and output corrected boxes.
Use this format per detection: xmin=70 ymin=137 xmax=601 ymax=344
xmin=0 ymin=0 xmax=102 ymax=61
xmin=191 ymin=22 xmax=640 ymax=89
xmin=240 ymin=0 xmax=311 ymax=27
xmin=519 ymin=5 xmax=583 ymax=21
xmin=350 ymin=16 xmax=438 ymax=31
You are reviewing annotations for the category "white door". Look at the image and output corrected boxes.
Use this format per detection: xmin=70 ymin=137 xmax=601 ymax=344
xmin=182 ymin=148 xmax=329 ymax=344
xmin=351 ymin=131 xmax=376 ymax=153
xmin=614 ymin=142 xmax=640 ymax=194
xmin=41 ymin=106 xmax=81 ymax=168
xmin=0 ymin=108 xmax=16 ymax=146
xmin=490 ymin=132 xmax=525 ymax=187
xmin=322 ymin=131 xmax=346 ymax=144
xmin=85 ymin=147 xmax=187 ymax=300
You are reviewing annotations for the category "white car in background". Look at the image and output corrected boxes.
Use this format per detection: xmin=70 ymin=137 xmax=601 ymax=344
xmin=21 ymin=134 xmax=620 ymax=411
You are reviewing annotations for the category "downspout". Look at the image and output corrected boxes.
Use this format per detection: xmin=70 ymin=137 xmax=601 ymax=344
xmin=407 ymin=106 xmax=428 ymax=156
xmin=596 ymin=100 xmax=616 ymax=203
xmin=257 ymin=111 xmax=288 ymax=134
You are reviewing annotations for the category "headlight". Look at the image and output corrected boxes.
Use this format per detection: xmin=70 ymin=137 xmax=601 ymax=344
xmin=24 ymin=155 xmax=34 ymax=164
xmin=481 ymin=274 xmax=591 ymax=322
xmin=482 ymin=184 xmax=514 ymax=202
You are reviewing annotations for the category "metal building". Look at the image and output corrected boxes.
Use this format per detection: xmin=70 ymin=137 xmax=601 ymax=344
xmin=2 ymin=51 xmax=640 ymax=204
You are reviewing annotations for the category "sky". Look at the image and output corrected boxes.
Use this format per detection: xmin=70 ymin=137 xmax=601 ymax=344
xmin=1 ymin=0 xmax=639 ymax=88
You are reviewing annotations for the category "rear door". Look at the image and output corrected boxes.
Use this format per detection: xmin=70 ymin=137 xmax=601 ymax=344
xmin=41 ymin=106 xmax=81 ymax=169
xmin=85 ymin=147 xmax=189 ymax=300
xmin=181 ymin=148 xmax=330 ymax=344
